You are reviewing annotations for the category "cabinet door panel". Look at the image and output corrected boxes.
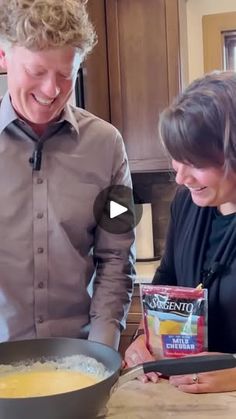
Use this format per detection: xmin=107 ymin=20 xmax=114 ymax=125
xmin=84 ymin=0 xmax=110 ymax=121
xmin=85 ymin=0 xmax=181 ymax=172
xmin=106 ymin=0 xmax=180 ymax=172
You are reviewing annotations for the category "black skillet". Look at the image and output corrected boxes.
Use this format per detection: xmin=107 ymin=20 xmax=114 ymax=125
xmin=0 ymin=338 xmax=235 ymax=419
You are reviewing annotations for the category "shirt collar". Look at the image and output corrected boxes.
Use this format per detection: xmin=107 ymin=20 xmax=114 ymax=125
xmin=0 ymin=92 xmax=19 ymax=134
xmin=0 ymin=93 xmax=80 ymax=136
xmin=62 ymin=103 xmax=80 ymax=135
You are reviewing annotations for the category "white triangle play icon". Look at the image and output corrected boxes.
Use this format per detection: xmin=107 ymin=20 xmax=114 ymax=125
xmin=110 ymin=200 xmax=128 ymax=219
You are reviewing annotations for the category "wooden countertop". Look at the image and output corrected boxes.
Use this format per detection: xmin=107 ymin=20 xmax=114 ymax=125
xmin=106 ymin=379 xmax=236 ymax=418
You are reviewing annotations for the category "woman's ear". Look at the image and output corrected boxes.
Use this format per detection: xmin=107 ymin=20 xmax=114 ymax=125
xmin=0 ymin=49 xmax=7 ymax=71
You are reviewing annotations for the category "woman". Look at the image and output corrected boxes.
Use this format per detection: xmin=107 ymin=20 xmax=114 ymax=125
xmin=125 ymin=71 xmax=236 ymax=393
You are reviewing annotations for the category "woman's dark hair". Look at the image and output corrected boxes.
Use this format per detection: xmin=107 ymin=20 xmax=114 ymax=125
xmin=159 ymin=71 xmax=236 ymax=172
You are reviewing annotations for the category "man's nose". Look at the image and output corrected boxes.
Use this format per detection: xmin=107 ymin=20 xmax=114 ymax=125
xmin=40 ymin=76 xmax=60 ymax=98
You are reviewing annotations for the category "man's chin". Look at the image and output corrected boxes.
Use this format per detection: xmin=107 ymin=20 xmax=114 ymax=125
xmin=27 ymin=111 xmax=62 ymax=126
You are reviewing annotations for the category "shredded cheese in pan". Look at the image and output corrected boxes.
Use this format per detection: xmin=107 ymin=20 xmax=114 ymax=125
xmin=0 ymin=369 xmax=99 ymax=397
xmin=0 ymin=354 xmax=110 ymax=398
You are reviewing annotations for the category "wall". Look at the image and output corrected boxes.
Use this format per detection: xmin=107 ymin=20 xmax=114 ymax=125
xmin=187 ymin=0 xmax=236 ymax=82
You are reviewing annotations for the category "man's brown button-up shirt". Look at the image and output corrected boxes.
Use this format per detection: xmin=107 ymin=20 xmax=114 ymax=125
xmin=0 ymin=93 xmax=135 ymax=349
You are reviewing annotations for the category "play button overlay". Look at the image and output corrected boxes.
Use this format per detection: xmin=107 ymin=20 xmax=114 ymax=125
xmin=110 ymin=201 xmax=128 ymax=218
xmin=93 ymin=185 xmax=143 ymax=234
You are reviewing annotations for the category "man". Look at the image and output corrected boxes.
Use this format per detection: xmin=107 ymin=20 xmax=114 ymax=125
xmin=0 ymin=0 xmax=135 ymax=349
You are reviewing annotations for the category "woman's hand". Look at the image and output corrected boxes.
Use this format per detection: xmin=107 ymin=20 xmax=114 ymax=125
xmin=124 ymin=334 xmax=160 ymax=383
xmin=169 ymin=352 xmax=236 ymax=393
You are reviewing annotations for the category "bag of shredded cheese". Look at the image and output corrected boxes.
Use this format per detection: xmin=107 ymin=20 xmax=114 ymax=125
xmin=141 ymin=285 xmax=208 ymax=359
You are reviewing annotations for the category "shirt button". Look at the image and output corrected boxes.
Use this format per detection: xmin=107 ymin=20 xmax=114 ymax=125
xmin=37 ymin=316 xmax=44 ymax=323
xmin=37 ymin=247 xmax=44 ymax=254
xmin=38 ymin=282 xmax=44 ymax=289
xmin=37 ymin=178 xmax=43 ymax=184
xmin=36 ymin=212 xmax=44 ymax=219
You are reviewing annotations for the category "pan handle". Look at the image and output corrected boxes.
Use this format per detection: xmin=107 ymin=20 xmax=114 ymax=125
xmin=143 ymin=353 xmax=236 ymax=375
xmin=117 ymin=353 xmax=236 ymax=387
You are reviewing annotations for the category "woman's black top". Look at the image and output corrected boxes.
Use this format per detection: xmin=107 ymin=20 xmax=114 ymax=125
xmin=152 ymin=187 xmax=236 ymax=353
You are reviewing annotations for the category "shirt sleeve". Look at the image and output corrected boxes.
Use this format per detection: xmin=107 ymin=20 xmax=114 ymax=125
xmin=88 ymin=131 xmax=135 ymax=349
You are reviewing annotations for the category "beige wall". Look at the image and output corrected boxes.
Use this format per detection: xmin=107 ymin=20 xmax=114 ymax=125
xmin=187 ymin=0 xmax=236 ymax=82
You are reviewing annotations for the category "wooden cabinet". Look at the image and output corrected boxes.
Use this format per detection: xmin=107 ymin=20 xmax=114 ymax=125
xmin=119 ymin=284 xmax=142 ymax=357
xmin=84 ymin=0 xmax=182 ymax=172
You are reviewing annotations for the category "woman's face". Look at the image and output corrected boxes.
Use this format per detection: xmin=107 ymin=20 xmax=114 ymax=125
xmin=172 ymin=159 xmax=236 ymax=214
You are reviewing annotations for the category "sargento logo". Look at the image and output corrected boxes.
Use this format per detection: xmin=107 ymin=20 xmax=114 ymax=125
xmin=144 ymin=294 xmax=195 ymax=315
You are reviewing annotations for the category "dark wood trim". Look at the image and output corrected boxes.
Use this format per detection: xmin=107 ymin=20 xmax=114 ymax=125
xmin=165 ymin=0 xmax=181 ymax=103
xmin=105 ymin=0 xmax=123 ymax=132
xmin=129 ymin=158 xmax=171 ymax=173
xmin=84 ymin=0 xmax=110 ymax=121
xmin=177 ymin=0 xmax=189 ymax=89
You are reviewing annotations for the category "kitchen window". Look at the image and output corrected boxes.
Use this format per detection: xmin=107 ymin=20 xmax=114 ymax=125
xmin=223 ymin=31 xmax=236 ymax=71
xmin=203 ymin=11 xmax=236 ymax=73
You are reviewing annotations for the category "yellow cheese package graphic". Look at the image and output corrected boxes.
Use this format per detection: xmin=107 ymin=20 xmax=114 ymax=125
xmin=140 ymin=285 xmax=208 ymax=359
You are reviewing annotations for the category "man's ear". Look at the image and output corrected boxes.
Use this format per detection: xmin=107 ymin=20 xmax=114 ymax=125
xmin=0 ymin=49 xmax=7 ymax=71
